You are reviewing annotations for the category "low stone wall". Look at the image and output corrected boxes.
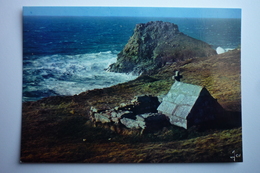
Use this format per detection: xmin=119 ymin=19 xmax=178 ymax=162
xmin=89 ymin=95 xmax=169 ymax=134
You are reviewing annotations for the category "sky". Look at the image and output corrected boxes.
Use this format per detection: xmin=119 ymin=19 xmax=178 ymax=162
xmin=23 ymin=7 xmax=241 ymax=18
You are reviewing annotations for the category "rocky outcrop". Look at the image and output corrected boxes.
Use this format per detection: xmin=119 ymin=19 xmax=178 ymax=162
xmin=89 ymin=95 xmax=169 ymax=134
xmin=108 ymin=21 xmax=217 ymax=75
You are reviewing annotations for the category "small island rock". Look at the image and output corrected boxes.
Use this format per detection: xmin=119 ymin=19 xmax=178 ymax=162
xmin=108 ymin=21 xmax=217 ymax=75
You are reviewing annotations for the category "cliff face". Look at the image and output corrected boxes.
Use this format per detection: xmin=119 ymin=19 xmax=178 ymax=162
xmin=108 ymin=21 xmax=217 ymax=75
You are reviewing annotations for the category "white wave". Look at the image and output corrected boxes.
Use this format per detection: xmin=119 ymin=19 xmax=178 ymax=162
xmin=216 ymin=46 xmax=235 ymax=54
xmin=23 ymin=51 xmax=138 ymax=101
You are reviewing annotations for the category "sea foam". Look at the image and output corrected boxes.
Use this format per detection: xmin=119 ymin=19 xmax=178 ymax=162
xmin=23 ymin=51 xmax=138 ymax=102
xmin=216 ymin=46 xmax=234 ymax=54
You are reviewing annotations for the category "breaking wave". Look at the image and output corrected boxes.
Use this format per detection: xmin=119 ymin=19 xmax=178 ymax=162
xmin=216 ymin=47 xmax=235 ymax=54
xmin=23 ymin=51 xmax=137 ymax=102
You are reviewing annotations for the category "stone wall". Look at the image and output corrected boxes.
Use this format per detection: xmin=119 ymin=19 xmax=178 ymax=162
xmin=89 ymin=95 xmax=169 ymax=134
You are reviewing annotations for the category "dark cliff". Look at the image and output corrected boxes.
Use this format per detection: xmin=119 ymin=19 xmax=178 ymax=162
xmin=108 ymin=21 xmax=217 ymax=75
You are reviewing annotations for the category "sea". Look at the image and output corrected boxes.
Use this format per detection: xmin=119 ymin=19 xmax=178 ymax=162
xmin=23 ymin=16 xmax=241 ymax=102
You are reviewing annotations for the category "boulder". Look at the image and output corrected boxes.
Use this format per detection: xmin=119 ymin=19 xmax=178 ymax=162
xmin=108 ymin=21 xmax=217 ymax=75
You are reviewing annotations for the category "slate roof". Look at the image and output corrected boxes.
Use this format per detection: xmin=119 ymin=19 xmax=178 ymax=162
xmin=157 ymin=81 xmax=203 ymax=119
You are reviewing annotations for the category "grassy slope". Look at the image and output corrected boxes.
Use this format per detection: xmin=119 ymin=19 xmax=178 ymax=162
xmin=21 ymin=49 xmax=242 ymax=163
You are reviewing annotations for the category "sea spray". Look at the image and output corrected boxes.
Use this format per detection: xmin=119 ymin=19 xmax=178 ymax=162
xmin=23 ymin=51 xmax=138 ymax=102
xmin=216 ymin=47 xmax=235 ymax=54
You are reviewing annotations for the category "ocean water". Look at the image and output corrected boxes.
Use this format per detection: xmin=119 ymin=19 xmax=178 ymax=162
xmin=23 ymin=16 xmax=241 ymax=102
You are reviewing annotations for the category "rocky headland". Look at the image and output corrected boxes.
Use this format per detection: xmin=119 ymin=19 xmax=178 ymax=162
xmin=108 ymin=21 xmax=217 ymax=75
xmin=21 ymin=21 xmax=242 ymax=163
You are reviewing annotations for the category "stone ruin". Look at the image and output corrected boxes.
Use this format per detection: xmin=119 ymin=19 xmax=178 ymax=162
xmin=89 ymin=95 xmax=170 ymax=134
xmin=89 ymin=72 xmax=224 ymax=133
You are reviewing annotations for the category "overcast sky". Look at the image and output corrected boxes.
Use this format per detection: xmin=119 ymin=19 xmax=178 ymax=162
xmin=23 ymin=7 xmax=241 ymax=18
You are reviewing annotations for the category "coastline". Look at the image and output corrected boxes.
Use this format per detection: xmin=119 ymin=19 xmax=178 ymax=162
xmin=21 ymin=49 xmax=242 ymax=162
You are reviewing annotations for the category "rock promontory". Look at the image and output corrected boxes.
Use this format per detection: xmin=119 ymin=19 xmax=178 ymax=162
xmin=108 ymin=21 xmax=217 ymax=75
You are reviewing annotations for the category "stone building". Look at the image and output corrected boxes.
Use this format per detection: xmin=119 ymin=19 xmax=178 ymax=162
xmin=157 ymin=81 xmax=224 ymax=129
